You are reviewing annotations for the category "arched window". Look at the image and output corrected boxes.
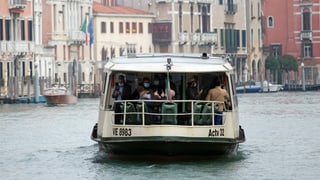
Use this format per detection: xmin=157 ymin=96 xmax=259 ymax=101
xmin=268 ymin=16 xmax=273 ymax=28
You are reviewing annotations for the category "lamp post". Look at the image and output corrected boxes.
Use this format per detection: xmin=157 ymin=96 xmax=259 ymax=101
xmin=301 ymin=62 xmax=305 ymax=91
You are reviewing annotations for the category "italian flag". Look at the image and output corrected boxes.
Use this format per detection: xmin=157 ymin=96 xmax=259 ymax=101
xmin=80 ymin=17 xmax=88 ymax=45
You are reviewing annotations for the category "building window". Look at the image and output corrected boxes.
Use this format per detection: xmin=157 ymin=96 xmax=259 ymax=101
xmin=53 ymin=4 xmax=56 ymax=31
xmin=303 ymin=41 xmax=312 ymax=58
xmin=0 ymin=19 xmax=3 ymax=40
xmin=227 ymin=0 xmax=234 ymax=12
xmin=179 ymin=3 xmax=182 ymax=32
xmin=139 ymin=22 xmax=143 ymax=33
xmin=302 ymin=8 xmax=311 ymax=31
xmin=119 ymin=22 xmax=123 ymax=33
xmin=148 ymin=23 xmax=152 ymax=33
xmin=225 ymin=23 xmax=237 ymax=53
xmin=219 ymin=0 xmax=223 ymax=5
xmin=258 ymin=29 xmax=261 ymax=48
xmin=22 ymin=62 xmax=25 ymax=77
xmin=5 ymin=19 xmax=11 ymax=41
xmin=29 ymin=62 xmax=33 ymax=77
xmin=0 ymin=62 xmax=2 ymax=79
xmin=63 ymin=73 xmax=67 ymax=83
xmin=101 ymin=22 xmax=106 ymax=33
xmin=268 ymin=16 xmax=274 ymax=28
xmin=21 ymin=20 xmax=25 ymax=40
xmin=110 ymin=22 xmax=114 ymax=33
xmin=241 ymin=30 xmax=246 ymax=48
xmin=201 ymin=5 xmax=210 ymax=33
xmin=126 ymin=22 xmax=130 ymax=33
xmin=132 ymin=22 xmax=136 ymax=33
xmin=220 ymin=29 xmax=224 ymax=47
xmin=63 ymin=45 xmax=66 ymax=60
xmin=62 ymin=5 xmax=65 ymax=31
xmin=190 ymin=4 xmax=194 ymax=32
xmin=28 ymin=20 xmax=32 ymax=41
xmin=271 ymin=44 xmax=281 ymax=57
xmin=235 ymin=29 xmax=240 ymax=48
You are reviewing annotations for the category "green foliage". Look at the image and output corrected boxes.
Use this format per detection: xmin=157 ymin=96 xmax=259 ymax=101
xmin=279 ymin=54 xmax=299 ymax=72
xmin=265 ymin=55 xmax=298 ymax=73
xmin=265 ymin=56 xmax=280 ymax=71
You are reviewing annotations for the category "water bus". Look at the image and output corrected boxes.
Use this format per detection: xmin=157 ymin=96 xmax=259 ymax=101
xmin=91 ymin=53 xmax=245 ymax=156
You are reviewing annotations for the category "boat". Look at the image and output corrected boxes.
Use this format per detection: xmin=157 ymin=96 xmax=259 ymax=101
xmin=90 ymin=53 xmax=245 ymax=156
xmin=18 ymin=95 xmax=46 ymax=103
xmin=236 ymin=81 xmax=262 ymax=93
xmin=257 ymin=81 xmax=283 ymax=92
xmin=43 ymin=86 xmax=77 ymax=105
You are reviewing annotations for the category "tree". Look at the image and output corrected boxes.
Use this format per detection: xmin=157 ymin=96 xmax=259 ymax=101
xmin=265 ymin=56 xmax=280 ymax=71
xmin=279 ymin=54 xmax=299 ymax=73
xmin=265 ymin=56 xmax=280 ymax=83
xmin=278 ymin=54 xmax=299 ymax=84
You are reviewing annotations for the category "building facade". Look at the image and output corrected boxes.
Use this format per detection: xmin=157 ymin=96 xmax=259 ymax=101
xmin=92 ymin=1 xmax=154 ymax=67
xmin=0 ymin=0 xmax=51 ymax=98
xmin=44 ymin=0 xmax=93 ymax=91
xmin=262 ymin=0 xmax=320 ymax=85
xmin=120 ymin=0 xmax=264 ymax=84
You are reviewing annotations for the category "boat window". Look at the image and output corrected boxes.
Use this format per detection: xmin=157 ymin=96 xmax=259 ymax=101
xmin=100 ymin=72 xmax=108 ymax=108
xmin=230 ymin=74 xmax=238 ymax=108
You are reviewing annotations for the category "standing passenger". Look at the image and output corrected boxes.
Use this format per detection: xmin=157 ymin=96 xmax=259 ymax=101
xmin=205 ymin=77 xmax=230 ymax=125
xmin=112 ymin=75 xmax=132 ymax=124
xmin=186 ymin=77 xmax=203 ymax=112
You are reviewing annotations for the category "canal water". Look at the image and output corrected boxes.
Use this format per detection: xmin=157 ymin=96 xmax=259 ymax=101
xmin=1 ymin=92 xmax=320 ymax=179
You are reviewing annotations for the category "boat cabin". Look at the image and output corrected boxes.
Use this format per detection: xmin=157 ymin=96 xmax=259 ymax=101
xmin=99 ymin=53 xmax=238 ymax=126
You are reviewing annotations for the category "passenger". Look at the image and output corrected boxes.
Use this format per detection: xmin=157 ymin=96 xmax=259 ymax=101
xmin=150 ymin=76 xmax=165 ymax=123
xmin=205 ymin=77 xmax=230 ymax=125
xmin=186 ymin=77 xmax=203 ymax=112
xmin=112 ymin=75 xmax=132 ymax=100
xmin=151 ymin=76 xmax=165 ymax=100
xmin=112 ymin=75 xmax=132 ymax=124
xmin=139 ymin=77 xmax=152 ymax=100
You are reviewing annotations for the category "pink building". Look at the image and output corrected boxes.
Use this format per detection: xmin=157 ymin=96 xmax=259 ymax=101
xmin=262 ymin=0 xmax=320 ymax=86
xmin=0 ymin=0 xmax=35 ymax=97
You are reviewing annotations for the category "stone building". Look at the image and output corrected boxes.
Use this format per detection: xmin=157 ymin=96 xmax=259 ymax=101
xmin=262 ymin=0 xmax=320 ymax=86
xmin=119 ymin=0 xmax=264 ymax=84
xmin=0 ymin=0 xmax=51 ymax=98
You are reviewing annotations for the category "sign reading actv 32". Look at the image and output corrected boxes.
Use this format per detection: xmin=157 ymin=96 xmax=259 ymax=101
xmin=152 ymin=23 xmax=172 ymax=43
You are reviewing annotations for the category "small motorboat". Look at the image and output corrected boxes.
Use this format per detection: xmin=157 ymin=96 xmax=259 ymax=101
xmin=43 ymin=86 xmax=77 ymax=105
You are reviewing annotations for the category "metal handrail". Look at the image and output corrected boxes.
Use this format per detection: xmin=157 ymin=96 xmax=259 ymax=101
xmin=113 ymin=99 xmax=227 ymax=126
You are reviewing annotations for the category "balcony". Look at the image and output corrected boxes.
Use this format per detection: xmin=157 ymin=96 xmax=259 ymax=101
xmin=190 ymin=33 xmax=199 ymax=45
xmin=197 ymin=0 xmax=212 ymax=3
xmin=68 ymin=31 xmax=86 ymax=45
xmin=35 ymin=45 xmax=54 ymax=56
xmin=9 ymin=0 xmax=27 ymax=9
xmin=300 ymin=30 xmax=312 ymax=40
xmin=156 ymin=0 xmax=171 ymax=3
xmin=189 ymin=33 xmax=217 ymax=46
xmin=0 ymin=41 xmax=34 ymax=55
xmin=199 ymin=33 xmax=217 ymax=46
xmin=178 ymin=32 xmax=188 ymax=45
xmin=225 ymin=3 xmax=238 ymax=15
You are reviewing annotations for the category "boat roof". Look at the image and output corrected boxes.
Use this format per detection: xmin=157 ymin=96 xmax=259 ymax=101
xmin=104 ymin=53 xmax=233 ymax=73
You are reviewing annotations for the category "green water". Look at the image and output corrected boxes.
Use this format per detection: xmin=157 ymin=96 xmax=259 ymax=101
xmin=1 ymin=92 xmax=320 ymax=179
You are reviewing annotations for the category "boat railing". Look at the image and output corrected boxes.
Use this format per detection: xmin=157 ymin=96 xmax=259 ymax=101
xmin=113 ymin=99 xmax=228 ymax=126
